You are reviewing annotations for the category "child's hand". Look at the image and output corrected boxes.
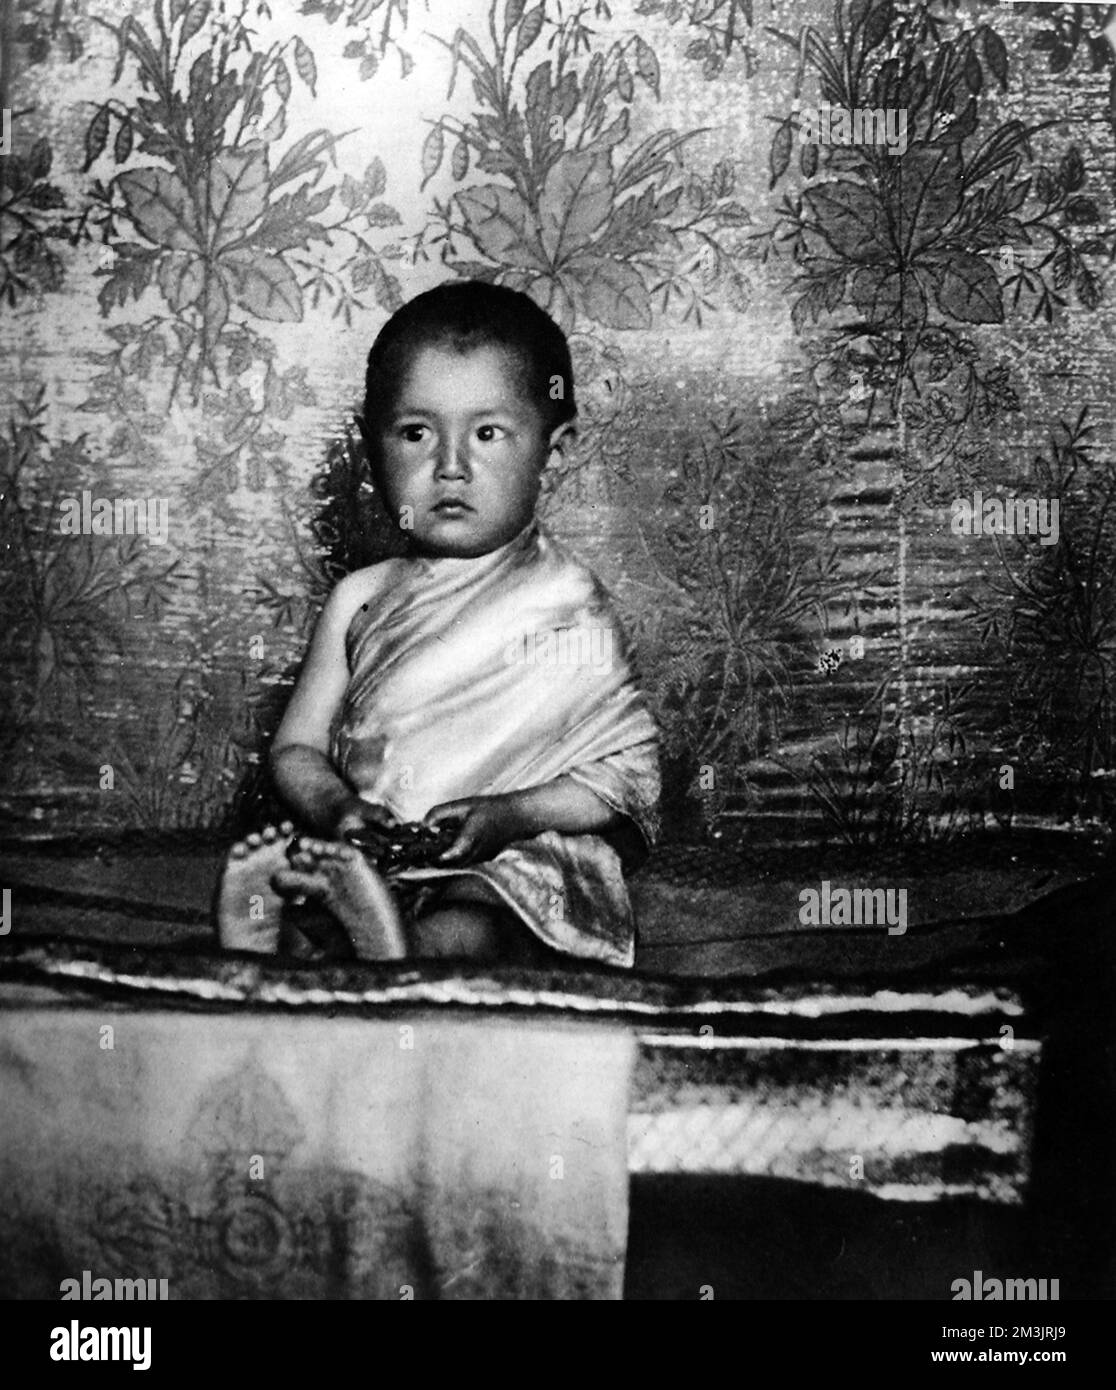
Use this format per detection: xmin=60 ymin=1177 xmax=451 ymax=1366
xmin=423 ymin=795 xmax=525 ymax=865
xmin=328 ymin=796 xmax=398 ymax=843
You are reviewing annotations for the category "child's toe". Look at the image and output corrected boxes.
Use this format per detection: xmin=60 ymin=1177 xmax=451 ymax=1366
xmin=271 ymin=867 xmax=319 ymax=898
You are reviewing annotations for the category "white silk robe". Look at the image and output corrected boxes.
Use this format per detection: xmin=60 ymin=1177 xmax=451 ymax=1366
xmin=332 ymin=523 xmax=660 ymax=966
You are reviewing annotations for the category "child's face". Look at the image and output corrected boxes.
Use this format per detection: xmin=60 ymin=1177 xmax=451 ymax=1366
xmin=374 ymin=344 xmax=571 ymax=559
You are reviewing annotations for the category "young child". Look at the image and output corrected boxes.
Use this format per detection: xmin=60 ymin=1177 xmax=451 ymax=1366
xmin=217 ymin=281 xmax=659 ymax=967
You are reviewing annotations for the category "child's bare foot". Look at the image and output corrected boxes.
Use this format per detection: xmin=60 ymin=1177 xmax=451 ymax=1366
xmin=273 ymin=837 xmax=407 ymax=961
xmin=216 ymin=822 xmax=295 ymax=954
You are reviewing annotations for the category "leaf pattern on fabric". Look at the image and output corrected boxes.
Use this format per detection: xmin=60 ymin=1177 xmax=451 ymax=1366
xmin=118 ymin=168 xmax=204 ymax=251
xmin=538 ymin=153 xmax=613 ymax=260
xmin=75 ymin=6 xmax=404 ymax=405
xmin=432 ymin=5 xmax=748 ymax=331
xmin=456 ymin=185 xmax=549 ymax=270
xmin=4 ymin=0 xmax=1116 ymax=849
xmin=115 ymin=148 xmax=302 ymax=332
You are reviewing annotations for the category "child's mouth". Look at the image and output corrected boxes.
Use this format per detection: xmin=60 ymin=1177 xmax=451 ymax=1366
xmin=431 ymin=498 xmax=473 ymax=515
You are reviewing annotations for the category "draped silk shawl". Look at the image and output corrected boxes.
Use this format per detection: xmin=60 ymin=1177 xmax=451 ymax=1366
xmin=332 ymin=523 xmax=660 ymax=966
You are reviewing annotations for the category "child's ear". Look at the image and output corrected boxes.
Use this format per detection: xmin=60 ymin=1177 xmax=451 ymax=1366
xmin=353 ymin=414 xmax=382 ymax=477
xmin=353 ymin=413 xmax=373 ymax=454
xmin=546 ymin=420 xmax=577 ymax=469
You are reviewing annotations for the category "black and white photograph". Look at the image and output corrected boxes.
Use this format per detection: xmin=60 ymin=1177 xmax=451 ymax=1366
xmin=0 ymin=0 xmax=1112 ymax=1348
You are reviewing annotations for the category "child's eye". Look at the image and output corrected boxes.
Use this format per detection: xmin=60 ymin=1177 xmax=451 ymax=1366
xmin=475 ymin=424 xmax=505 ymax=443
xmin=399 ymin=424 xmax=427 ymax=443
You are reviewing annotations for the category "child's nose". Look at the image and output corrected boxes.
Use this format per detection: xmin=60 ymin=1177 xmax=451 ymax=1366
xmin=434 ymin=434 xmax=471 ymax=481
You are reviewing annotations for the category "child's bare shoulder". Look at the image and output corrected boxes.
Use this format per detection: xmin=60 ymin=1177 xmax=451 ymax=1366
xmin=320 ymin=560 xmax=403 ymax=631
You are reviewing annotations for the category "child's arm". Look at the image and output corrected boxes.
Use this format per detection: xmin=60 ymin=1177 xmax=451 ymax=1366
xmin=424 ymin=776 xmax=641 ymax=866
xmin=270 ymin=573 xmax=395 ymax=839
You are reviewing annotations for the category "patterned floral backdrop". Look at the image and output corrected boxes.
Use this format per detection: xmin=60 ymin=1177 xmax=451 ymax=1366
xmin=2 ymin=0 xmax=1115 ymax=866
